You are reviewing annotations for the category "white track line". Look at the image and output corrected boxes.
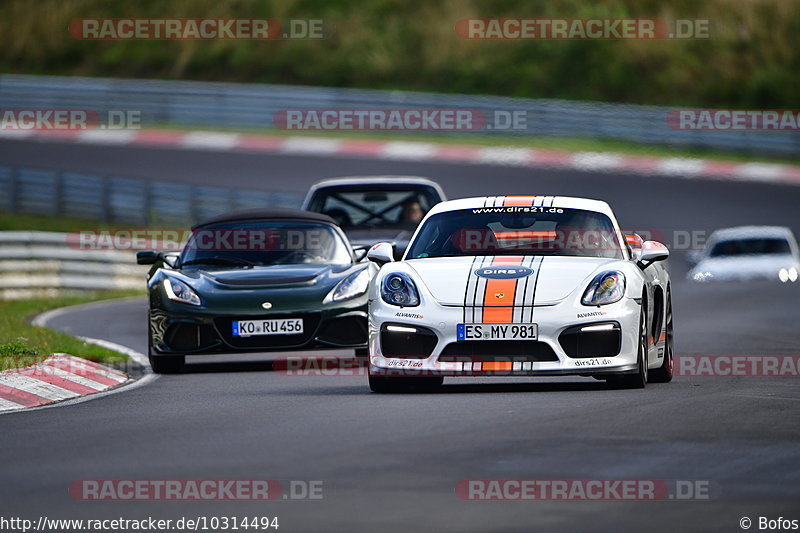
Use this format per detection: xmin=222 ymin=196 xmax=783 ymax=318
xmin=30 ymin=365 xmax=110 ymax=391
xmin=0 ymin=373 xmax=78 ymax=401
xmin=0 ymin=397 xmax=25 ymax=410
xmin=0 ymin=300 xmax=157 ymax=415
xmin=77 ymin=335 xmax=150 ymax=368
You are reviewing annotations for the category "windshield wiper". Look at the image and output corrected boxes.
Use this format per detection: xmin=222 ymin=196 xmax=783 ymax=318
xmin=179 ymin=257 xmax=255 ymax=268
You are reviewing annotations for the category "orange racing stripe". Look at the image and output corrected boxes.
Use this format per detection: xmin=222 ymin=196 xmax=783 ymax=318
xmin=482 ymin=256 xmax=523 ymax=323
xmin=503 ymin=196 xmax=536 ymax=206
xmin=482 ymin=362 xmax=513 ymax=371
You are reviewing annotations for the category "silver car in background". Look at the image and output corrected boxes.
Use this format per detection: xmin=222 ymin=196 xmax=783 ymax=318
xmin=301 ymin=176 xmax=446 ymax=259
xmin=688 ymin=226 xmax=800 ymax=282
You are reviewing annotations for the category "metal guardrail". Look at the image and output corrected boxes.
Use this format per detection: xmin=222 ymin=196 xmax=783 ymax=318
xmin=0 ymin=165 xmax=303 ymax=226
xmin=0 ymin=163 xmax=303 ymax=299
xmin=1 ymin=74 xmax=797 ymax=156
xmin=0 ymin=231 xmax=146 ymax=299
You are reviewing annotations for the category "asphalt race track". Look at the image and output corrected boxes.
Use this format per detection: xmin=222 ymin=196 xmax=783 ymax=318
xmin=1 ymin=138 xmax=799 ymax=532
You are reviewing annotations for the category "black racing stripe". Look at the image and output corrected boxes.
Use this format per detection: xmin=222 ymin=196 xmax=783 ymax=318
xmin=463 ymin=256 xmax=478 ymax=323
xmin=484 ymin=196 xmax=493 ymax=208
xmin=529 ymin=256 xmax=545 ymax=322
xmin=472 ymin=255 xmax=490 ymax=322
xmin=510 ymin=265 xmax=521 ymax=318
xmin=470 ymin=256 xmax=483 ymax=322
xmin=514 ymin=255 xmax=533 ymax=322
xmin=520 ymin=255 xmax=534 ymax=311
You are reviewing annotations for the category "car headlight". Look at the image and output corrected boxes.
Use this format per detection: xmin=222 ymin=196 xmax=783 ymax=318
xmin=581 ymin=271 xmax=626 ymax=306
xmin=779 ymin=266 xmax=798 ymax=283
xmin=163 ymin=278 xmax=201 ymax=306
xmin=324 ymin=268 xmax=371 ymax=303
xmin=381 ymin=272 xmax=420 ymax=307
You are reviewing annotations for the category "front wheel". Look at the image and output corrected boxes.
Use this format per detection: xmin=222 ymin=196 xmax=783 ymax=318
xmin=354 ymin=347 xmax=369 ymax=359
xmin=649 ymin=290 xmax=673 ymax=383
xmin=149 ymin=354 xmax=185 ymax=374
xmin=148 ymin=321 xmax=184 ymax=374
xmin=612 ymin=307 xmax=648 ymax=389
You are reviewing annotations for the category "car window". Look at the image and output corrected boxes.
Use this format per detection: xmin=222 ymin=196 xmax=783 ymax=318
xmin=179 ymin=221 xmax=352 ymax=267
xmin=708 ymin=238 xmax=792 ymax=257
xmin=307 ymin=185 xmax=440 ymax=230
xmin=406 ymin=207 xmax=624 ymax=259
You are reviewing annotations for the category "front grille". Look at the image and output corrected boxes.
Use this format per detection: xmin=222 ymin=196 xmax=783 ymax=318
xmin=214 ymin=313 xmax=321 ymax=349
xmin=317 ymin=315 xmax=368 ymax=346
xmin=559 ymin=322 xmax=621 ymax=358
xmin=439 ymin=341 xmax=559 ymax=362
xmin=380 ymin=323 xmax=438 ymax=358
xmin=164 ymin=322 xmax=218 ymax=352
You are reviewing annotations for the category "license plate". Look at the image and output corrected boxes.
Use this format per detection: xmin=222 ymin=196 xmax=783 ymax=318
xmin=232 ymin=318 xmax=303 ymax=337
xmin=457 ymin=323 xmax=538 ymax=341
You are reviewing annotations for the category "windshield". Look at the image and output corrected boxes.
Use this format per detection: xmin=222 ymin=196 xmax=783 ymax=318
xmin=709 ymin=238 xmax=792 ymax=258
xmin=307 ymin=185 xmax=440 ymax=231
xmin=179 ymin=221 xmax=352 ymax=267
xmin=406 ymin=207 xmax=624 ymax=259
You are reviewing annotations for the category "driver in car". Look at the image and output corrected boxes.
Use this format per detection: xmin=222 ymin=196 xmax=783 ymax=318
xmin=399 ymin=197 xmax=425 ymax=224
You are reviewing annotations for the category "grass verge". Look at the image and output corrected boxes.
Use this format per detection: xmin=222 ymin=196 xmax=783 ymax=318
xmin=0 ymin=291 xmax=142 ymax=371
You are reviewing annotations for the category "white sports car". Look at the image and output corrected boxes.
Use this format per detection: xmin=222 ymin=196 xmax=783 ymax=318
xmin=366 ymin=196 xmax=673 ymax=392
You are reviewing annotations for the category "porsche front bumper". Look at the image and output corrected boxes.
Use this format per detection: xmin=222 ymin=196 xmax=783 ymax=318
xmin=368 ymin=295 xmax=643 ymax=377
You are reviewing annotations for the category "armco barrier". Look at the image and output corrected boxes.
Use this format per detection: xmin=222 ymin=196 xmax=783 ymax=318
xmin=0 ymin=231 xmax=147 ymax=299
xmin=0 ymin=74 xmax=798 ymax=156
xmin=0 ymin=165 xmax=303 ymax=226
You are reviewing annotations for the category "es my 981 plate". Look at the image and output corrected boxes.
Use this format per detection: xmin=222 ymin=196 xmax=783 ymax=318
xmin=457 ymin=323 xmax=537 ymax=341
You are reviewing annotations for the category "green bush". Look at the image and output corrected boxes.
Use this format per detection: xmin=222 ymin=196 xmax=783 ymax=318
xmin=0 ymin=0 xmax=797 ymax=107
xmin=0 ymin=340 xmax=39 ymax=357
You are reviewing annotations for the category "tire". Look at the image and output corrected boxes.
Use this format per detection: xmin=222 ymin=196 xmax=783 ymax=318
xmin=147 ymin=321 xmax=186 ymax=374
xmin=614 ymin=307 xmax=648 ymax=389
xmin=649 ymin=290 xmax=674 ymax=383
xmin=368 ymin=369 xmax=443 ymax=393
xmin=354 ymin=347 xmax=369 ymax=359
xmin=149 ymin=353 xmax=185 ymax=374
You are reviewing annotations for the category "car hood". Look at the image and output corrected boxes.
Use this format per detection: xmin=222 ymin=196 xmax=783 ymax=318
xmin=405 ymin=256 xmax=620 ymax=306
xmin=180 ymin=264 xmax=351 ymax=289
xmin=689 ymin=254 xmax=799 ymax=281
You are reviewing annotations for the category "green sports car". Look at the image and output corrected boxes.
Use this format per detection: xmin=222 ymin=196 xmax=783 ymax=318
xmin=137 ymin=208 xmax=373 ymax=373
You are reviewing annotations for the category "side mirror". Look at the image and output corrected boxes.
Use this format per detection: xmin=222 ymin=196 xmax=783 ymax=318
xmin=625 ymin=233 xmax=644 ymax=261
xmin=352 ymin=245 xmax=369 ymax=262
xmin=136 ymin=250 xmax=177 ymax=268
xmin=638 ymin=241 xmax=669 ymax=269
xmin=367 ymin=242 xmax=395 ymax=265
xmin=136 ymin=250 xmax=159 ymax=265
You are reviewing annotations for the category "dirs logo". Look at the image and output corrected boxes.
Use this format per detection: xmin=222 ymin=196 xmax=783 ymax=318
xmin=475 ymin=267 xmax=533 ymax=280
xmin=261 ymin=302 xmax=273 ymax=310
